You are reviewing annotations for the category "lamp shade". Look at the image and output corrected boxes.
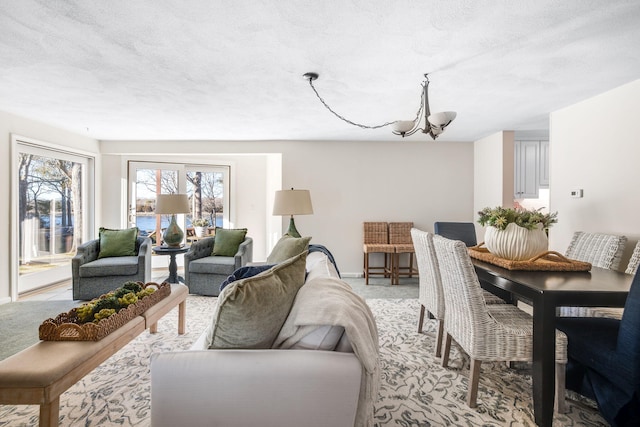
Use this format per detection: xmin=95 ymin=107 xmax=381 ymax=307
xmin=272 ymin=189 xmax=313 ymax=216
xmin=155 ymin=194 xmax=190 ymax=215
xmin=427 ymin=111 xmax=457 ymax=129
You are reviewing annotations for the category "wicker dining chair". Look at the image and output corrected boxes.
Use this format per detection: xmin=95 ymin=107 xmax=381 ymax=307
xmin=625 ymin=241 xmax=640 ymax=275
xmin=412 ymin=229 xmax=505 ymax=358
xmin=565 ymin=231 xmax=627 ymax=270
xmin=389 ymin=222 xmax=418 ymax=285
xmin=560 ymin=231 xmax=628 ymax=318
xmin=363 ymin=222 xmax=395 ymax=285
xmin=432 ymin=234 xmax=567 ymax=412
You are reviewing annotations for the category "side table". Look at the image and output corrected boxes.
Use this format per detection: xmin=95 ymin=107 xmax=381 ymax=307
xmin=153 ymin=245 xmax=190 ymax=283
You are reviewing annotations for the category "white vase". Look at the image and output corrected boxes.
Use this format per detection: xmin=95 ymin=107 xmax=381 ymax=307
xmin=194 ymin=226 xmax=206 ymax=238
xmin=484 ymin=222 xmax=548 ymax=261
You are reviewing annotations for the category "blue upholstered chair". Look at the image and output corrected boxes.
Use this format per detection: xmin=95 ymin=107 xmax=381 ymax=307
xmin=556 ymin=269 xmax=640 ymax=427
xmin=184 ymin=236 xmax=253 ymax=296
xmin=434 ymin=221 xmax=478 ymax=247
xmin=72 ymin=236 xmax=152 ymax=300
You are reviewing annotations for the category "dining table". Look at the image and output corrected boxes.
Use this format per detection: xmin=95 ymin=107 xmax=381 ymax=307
xmin=471 ymin=258 xmax=632 ymax=427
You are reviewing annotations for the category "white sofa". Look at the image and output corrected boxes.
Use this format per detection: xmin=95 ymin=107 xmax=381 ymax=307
xmin=151 ymin=251 xmax=379 ymax=427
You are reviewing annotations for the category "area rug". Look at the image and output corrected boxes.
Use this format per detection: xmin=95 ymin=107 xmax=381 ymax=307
xmin=0 ymin=297 xmax=607 ymax=426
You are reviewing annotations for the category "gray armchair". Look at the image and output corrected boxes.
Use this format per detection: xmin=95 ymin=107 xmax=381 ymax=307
xmin=184 ymin=236 xmax=253 ymax=296
xmin=72 ymin=236 xmax=152 ymax=300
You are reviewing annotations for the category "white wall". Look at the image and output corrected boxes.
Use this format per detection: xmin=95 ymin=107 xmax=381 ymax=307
xmin=0 ymin=111 xmax=100 ymax=301
xmin=101 ymin=139 xmax=476 ymax=275
xmin=549 ymin=79 xmax=640 ymax=268
xmin=473 ymin=131 xmax=515 ymax=241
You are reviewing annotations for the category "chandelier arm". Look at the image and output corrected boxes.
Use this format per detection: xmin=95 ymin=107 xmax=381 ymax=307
xmin=307 ymin=78 xmax=398 ymax=129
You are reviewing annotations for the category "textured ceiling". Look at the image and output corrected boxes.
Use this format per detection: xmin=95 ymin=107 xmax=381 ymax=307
xmin=1 ymin=0 xmax=640 ymax=142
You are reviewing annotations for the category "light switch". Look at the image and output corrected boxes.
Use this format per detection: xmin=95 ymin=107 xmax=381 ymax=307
xmin=570 ymin=189 xmax=583 ymax=198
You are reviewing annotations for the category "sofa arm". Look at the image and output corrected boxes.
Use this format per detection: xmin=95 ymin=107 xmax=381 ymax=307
xmin=136 ymin=237 xmax=152 ymax=282
xmin=233 ymin=237 xmax=253 ymax=269
xmin=72 ymin=239 xmax=100 ymax=270
xmin=151 ymin=349 xmax=361 ymax=427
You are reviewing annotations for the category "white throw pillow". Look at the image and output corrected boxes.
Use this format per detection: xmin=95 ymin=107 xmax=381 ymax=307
xmin=289 ymin=325 xmax=345 ymax=351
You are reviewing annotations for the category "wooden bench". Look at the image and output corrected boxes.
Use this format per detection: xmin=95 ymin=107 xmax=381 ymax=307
xmin=142 ymin=283 xmax=188 ymax=334
xmin=0 ymin=283 xmax=188 ymax=427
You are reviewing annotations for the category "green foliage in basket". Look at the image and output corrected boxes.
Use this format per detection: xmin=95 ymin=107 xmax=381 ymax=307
xmin=477 ymin=206 xmax=558 ymax=231
xmin=75 ymin=281 xmax=155 ymax=324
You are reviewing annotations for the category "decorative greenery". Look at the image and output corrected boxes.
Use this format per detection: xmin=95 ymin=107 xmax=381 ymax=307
xmin=477 ymin=206 xmax=558 ymax=231
xmin=191 ymin=218 xmax=210 ymax=227
xmin=75 ymin=281 xmax=155 ymax=324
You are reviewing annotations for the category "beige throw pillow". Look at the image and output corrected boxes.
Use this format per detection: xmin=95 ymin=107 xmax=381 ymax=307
xmin=208 ymin=251 xmax=308 ymax=349
xmin=266 ymin=234 xmax=312 ymax=264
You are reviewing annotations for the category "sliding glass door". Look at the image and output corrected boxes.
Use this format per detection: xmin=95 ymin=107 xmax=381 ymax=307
xmin=13 ymin=137 xmax=93 ymax=295
xmin=128 ymin=161 xmax=230 ymax=247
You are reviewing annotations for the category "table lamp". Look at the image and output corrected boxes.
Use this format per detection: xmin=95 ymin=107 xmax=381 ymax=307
xmin=272 ymin=188 xmax=313 ymax=238
xmin=155 ymin=194 xmax=190 ymax=247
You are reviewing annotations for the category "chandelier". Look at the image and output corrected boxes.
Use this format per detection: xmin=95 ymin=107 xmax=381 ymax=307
xmin=303 ymin=72 xmax=456 ymax=140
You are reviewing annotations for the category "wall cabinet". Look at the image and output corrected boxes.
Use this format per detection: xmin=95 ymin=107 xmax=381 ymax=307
xmin=538 ymin=140 xmax=549 ymax=188
xmin=515 ymin=140 xmax=549 ymax=198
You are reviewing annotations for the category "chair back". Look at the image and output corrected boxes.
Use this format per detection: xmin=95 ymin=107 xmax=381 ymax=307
xmin=432 ymin=234 xmax=490 ymax=351
xmin=565 ymin=231 xmax=627 ymax=270
xmin=411 ymin=228 xmax=445 ymax=320
xmin=363 ymin=222 xmax=389 ymax=244
xmin=618 ymin=268 xmax=640 ymax=368
xmin=389 ymin=222 xmax=413 ymax=245
xmin=434 ymin=222 xmax=478 ymax=247
xmin=625 ymin=241 xmax=640 ymax=275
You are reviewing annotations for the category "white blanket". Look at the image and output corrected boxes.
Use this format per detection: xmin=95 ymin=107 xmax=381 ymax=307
xmin=273 ymin=276 xmax=380 ymax=427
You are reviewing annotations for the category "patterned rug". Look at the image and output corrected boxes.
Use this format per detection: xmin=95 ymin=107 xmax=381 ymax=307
xmin=0 ymin=297 xmax=607 ymax=426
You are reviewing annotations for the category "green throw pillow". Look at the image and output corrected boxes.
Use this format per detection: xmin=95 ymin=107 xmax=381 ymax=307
xmin=266 ymin=234 xmax=312 ymax=264
xmin=97 ymin=227 xmax=138 ymax=259
xmin=212 ymin=228 xmax=248 ymax=257
xmin=208 ymin=251 xmax=308 ymax=349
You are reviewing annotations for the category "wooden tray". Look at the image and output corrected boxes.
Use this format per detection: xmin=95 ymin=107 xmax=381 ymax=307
xmin=468 ymin=246 xmax=592 ymax=271
xmin=39 ymin=282 xmax=170 ymax=341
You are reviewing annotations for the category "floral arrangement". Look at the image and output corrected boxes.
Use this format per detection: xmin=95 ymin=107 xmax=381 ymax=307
xmin=191 ymin=218 xmax=210 ymax=227
xmin=75 ymin=281 xmax=156 ymax=324
xmin=477 ymin=206 xmax=558 ymax=231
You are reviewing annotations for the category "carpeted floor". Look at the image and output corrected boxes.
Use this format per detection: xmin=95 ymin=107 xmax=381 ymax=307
xmin=0 ymin=289 xmax=607 ymax=426
xmin=0 ymin=300 xmax=79 ymax=361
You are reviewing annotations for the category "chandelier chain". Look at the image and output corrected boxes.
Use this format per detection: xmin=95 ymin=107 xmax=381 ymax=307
xmin=308 ymin=78 xmax=402 ymax=129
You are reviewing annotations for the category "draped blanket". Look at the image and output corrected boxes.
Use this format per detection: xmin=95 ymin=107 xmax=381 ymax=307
xmin=273 ymin=276 xmax=380 ymax=427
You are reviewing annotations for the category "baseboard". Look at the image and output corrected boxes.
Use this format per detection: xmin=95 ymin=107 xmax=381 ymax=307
xmin=0 ymin=296 xmax=12 ymax=305
xmin=341 ymin=272 xmax=364 ymax=278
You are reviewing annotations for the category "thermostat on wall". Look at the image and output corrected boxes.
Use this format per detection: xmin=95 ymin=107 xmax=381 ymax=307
xmin=570 ymin=189 xmax=583 ymax=198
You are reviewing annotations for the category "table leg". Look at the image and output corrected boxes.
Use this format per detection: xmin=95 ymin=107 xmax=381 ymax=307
xmin=178 ymin=300 xmax=186 ymax=335
xmin=167 ymin=253 xmax=179 ymax=283
xmin=40 ymin=396 xmax=59 ymax=427
xmin=532 ymin=298 xmax=557 ymax=427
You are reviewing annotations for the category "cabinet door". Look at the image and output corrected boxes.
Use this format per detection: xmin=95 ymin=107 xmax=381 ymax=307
xmin=514 ymin=140 xmax=539 ymax=198
xmin=539 ymin=140 xmax=549 ymax=188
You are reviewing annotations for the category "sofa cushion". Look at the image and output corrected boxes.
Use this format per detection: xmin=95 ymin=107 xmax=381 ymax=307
xmin=97 ymin=227 xmax=138 ymax=259
xmin=79 ymin=256 xmax=140 ymax=277
xmin=208 ymin=251 xmax=307 ymax=349
xmin=305 ymin=251 xmax=340 ymax=281
xmin=212 ymin=228 xmax=248 ymax=257
xmin=267 ymin=234 xmax=312 ymax=264
xmin=219 ymin=264 xmax=275 ymax=292
xmin=189 ymin=256 xmax=237 ymax=274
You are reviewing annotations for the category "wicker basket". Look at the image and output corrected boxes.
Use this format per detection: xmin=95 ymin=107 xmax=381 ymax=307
xmin=39 ymin=282 xmax=171 ymax=341
xmin=469 ymin=246 xmax=592 ymax=271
